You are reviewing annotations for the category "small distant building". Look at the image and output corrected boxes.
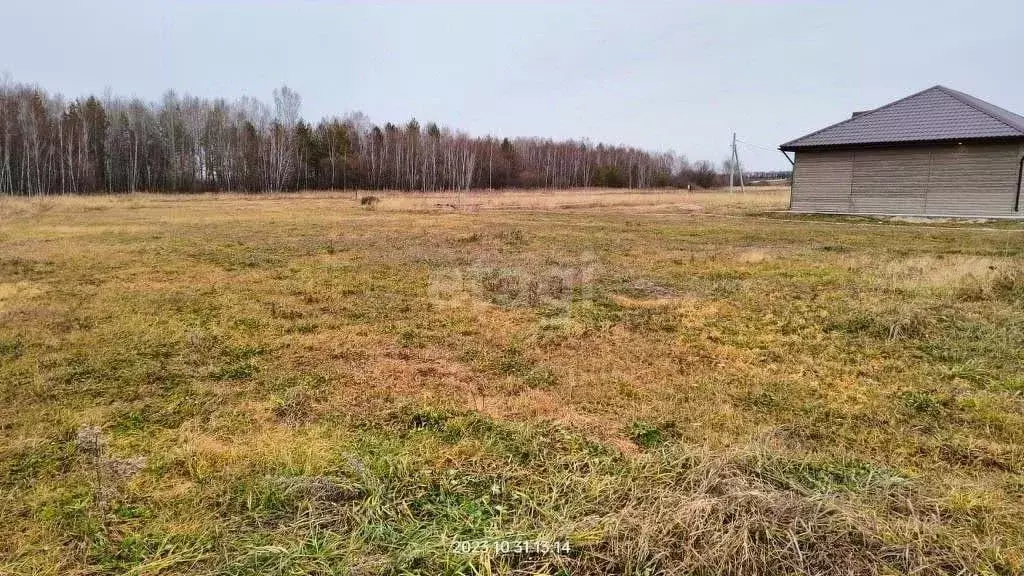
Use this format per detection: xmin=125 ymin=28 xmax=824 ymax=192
xmin=780 ymin=86 xmax=1024 ymax=218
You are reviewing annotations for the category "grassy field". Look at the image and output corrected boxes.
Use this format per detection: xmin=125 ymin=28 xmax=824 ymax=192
xmin=1 ymin=187 xmax=1023 ymax=575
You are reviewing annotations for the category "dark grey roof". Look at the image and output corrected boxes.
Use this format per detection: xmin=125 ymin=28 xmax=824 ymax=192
xmin=780 ymin=86 xmax=1024 ymax=151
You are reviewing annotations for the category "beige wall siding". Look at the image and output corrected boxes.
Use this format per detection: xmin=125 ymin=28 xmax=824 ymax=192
xmin=792 ymin=143 xmax=1024 ymax=218
xmin=927 ymin=143 xmax=1022 ymax=216
xmin=791 ymin=150 xmax=853 ymax=212
xmin=851 ymin=148 xmax=929 ymax=214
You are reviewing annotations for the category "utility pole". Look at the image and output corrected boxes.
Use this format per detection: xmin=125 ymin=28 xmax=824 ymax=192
xmin=729 ymin=132 xmax=745 ymax=193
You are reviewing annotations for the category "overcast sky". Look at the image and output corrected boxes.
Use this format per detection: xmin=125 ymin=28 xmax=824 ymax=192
xmin=2 ymin=0 xmax=1022 ymax=170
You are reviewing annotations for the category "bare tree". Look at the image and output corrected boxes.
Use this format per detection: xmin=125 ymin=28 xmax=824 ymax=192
xmin=0 ymin=78 xmax=732 ymax=196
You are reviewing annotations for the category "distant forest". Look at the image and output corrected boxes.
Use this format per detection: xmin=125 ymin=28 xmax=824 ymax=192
xmin=0 ymin=80 xmax=770 ymax=195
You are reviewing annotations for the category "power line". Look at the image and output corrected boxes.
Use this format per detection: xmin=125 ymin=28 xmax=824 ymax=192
xmin=735 ymin=138 xmax=777 ymax=152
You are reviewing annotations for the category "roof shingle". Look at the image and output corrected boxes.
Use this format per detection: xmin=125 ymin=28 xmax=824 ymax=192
xmin=780 ymin=86 xmax=1024 ymax=151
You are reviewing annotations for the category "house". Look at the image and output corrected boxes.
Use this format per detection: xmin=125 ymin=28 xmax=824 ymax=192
xmin=780 ymin=86 xmax=1024 ymax=218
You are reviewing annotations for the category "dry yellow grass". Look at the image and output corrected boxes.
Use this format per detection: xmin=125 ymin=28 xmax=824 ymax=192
xmin=352 ymin=186 xmax=790 ymax=213
xmin=1 ymin=188 xmax=1023 ymax=575
xmin=884 ymin=254 xmax=1012 ymax=291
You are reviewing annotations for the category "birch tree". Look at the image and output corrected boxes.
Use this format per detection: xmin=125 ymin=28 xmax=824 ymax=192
xmin=0 ymin=78 xmax=715 ymax=196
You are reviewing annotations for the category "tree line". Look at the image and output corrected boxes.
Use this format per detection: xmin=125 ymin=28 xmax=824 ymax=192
xmin=0 ymin=79 xmax=731 ymax=195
